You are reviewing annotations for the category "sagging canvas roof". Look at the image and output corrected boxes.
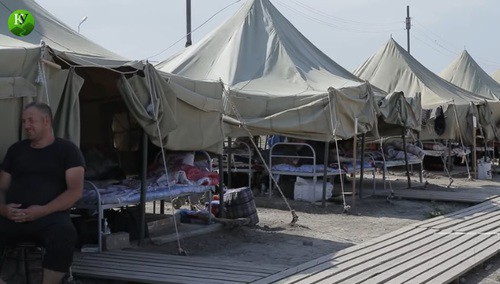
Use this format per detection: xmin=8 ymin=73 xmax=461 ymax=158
xmin=354 ymin=38 xmax=496 ymax=143
xmin=440 ymin=50 xmax=500 ymax=100
xmin=377 ymin=92 xmax=422 ymax=133
xmin=0 ymin=0 xmax=224 ymax=156
xmin=157 ymin=0 xmax=378 ymax=141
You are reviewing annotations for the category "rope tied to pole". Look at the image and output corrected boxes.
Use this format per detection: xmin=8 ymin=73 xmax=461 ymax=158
xmin=221 ymin=81 xmax=299 ymax=226
xmin=327 ymin=93 xmax=350 ymax=213
xmin=145 ymin=65 xmax=186 ymax=255
xmin=451 ymin=102 xmax=472 ymax=180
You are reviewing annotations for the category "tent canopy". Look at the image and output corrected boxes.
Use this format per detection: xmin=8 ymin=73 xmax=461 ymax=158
xmin=440 ymin=50 xmax=500 ymax=101
xmin=493 ymin=70 xmax=500 ymax=84
xmin=377 ymin=92 xmax=422 ymax=133
xmin=440 ymin=50 xmax=500 ymax=140
xmin=157 ymin=0 xmax=378 ymax=141
xmin=354 ymin=38 xmax=496 ymax=143
xmin=0 ymin=0 xmax=223 ymax=158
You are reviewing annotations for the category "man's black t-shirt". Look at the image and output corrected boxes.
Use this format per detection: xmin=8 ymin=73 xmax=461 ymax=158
xmin=1 ymin=138 xmax=85 ymax=208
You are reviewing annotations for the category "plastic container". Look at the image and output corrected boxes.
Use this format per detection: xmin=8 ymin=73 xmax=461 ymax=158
xmin=294 ymin=177 xmax=333 ymax=202
xmin=102 ymin=218 xmax=111 ymax=235
xmin=477 ymin=160 xmax=492 ymax=180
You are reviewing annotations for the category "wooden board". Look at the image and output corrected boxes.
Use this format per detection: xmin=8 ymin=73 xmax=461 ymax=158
xmin=255 ymin=197 xmax=500 ymax=283
xmin=73 ymin=250 xmax=287 ymax=284
xmin=374 ymin=189 xmax=500 ymax=203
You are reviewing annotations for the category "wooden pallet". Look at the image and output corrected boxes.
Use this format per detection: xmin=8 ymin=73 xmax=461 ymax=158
xmin=254 ymin=196 xmax=500 ymax=283
xmin=72 ymin=250 xmax=288 ymax=284
xmin=374 ymin=188 xmax=500 ymax=203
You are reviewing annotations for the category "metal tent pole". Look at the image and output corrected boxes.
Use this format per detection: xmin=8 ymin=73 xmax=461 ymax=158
xmin=359 ymin=133 xmax=366 ymax=198
xmin=321 ymin=141 xmax=330 ymax=208
xmin=139 ymin=131 xmax=148 ymax=245
xmin=402 ymin=127 xmax=411 ymax=188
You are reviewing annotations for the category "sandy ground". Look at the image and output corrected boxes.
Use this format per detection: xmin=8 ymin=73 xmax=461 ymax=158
xmin=2 ymin=166 xmax=500 ymax=283
xmin=121 ymin=165 xmax=500 ymax=284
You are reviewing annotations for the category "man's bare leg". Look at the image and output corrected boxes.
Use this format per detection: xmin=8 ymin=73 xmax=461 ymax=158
xmin=42 ymin=268 xmax=65 ymax=284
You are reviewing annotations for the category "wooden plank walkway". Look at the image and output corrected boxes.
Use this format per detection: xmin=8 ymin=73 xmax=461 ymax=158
xmin=254 ymin=196 xmax=500 ymax=284
xmin=374 ymin=188 xmax=500 ymax=203
xmin=72 ymin=250 xmax=288 ymax=284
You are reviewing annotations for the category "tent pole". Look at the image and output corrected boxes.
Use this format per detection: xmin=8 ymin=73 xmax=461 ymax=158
xmin=185 ymin=0 xmax=192 ymax=47
xmin=321 ymin=141 xmax=330 ymax=208
xmin=139 ymin=131 xmax=148 ymax=246
xmin=402 ymin=127 xmax=411 ymax=188
xmin=447 ymin=140 xmax=453 ymax=172
xmin=359 ymin=133 xmax=366 ymax=198
xmin=227 ymin=137 xmax=232 ymax=188
xmin=218 ymin=154 xmax=225 ymax=218
xmin=473 ymin=116 xmax=477 ymax=178
xmin=417 ymin=131 xmax=423 ymax=183
xmin=351 ymin=135 xmax=358 ymax=206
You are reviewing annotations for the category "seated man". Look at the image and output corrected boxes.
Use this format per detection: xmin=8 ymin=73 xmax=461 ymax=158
xmin=0 ymin=102 xmax=85 ymax=284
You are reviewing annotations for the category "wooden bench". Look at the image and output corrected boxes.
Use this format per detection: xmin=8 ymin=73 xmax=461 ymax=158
xmin=72 ymin=250 xmax=288 ymax=284
xmin=254 ymin=196 xmax=500 ymax=283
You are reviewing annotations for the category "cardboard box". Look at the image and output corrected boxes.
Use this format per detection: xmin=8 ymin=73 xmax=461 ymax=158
xmin=147 ymin=213 xmax=181 ymax=237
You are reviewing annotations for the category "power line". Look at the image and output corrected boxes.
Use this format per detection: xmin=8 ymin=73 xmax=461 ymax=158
xmin=146 ymin=0 xmax=243 ymax=61
xmin=413 ymin=19 xmax=461 ymax=51
xmin=413 ymin=30 xmax=458 ymax=56
xmin=288 ymin=0 xmax=402 ymax=27
xmin=411 ymin=33 xmax=455 ymax=59
xmin=275 ymin=1 xmax=402 ymax=34
xmin=413 ymin=18 xmax=500 ymax=67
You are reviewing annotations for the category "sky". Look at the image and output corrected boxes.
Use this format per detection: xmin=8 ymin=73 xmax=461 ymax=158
xmin=33 ymin=0 xmax=500 ymax=75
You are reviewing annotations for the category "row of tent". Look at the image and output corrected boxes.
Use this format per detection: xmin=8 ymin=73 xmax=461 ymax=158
xmin=158 ymin=0 xmax=500 ymax=146
xmin=1 ymin=0 xmax=500 ymax=161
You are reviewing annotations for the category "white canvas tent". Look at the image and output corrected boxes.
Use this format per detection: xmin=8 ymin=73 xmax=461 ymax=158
xmin=0 ymin=0 xmax=224 ymax=158
xmin=440 ymin=50 xmax=500 ymax=140
xmin=354 ymin=38 xmax=497 ymax=144
xmin=157 ymin=0 xmax=378 ymax=141
xmin=440 ymin=50 xmax=500 ymax=101
xmin=493 ymin=70 xmax=500 ymax=84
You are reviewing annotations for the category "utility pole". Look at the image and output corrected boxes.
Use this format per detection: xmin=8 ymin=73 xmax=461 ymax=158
xmin=406 ymin=5 xmax=411 ymax=53
xmin=186 ymin=0 xmax=192 ymax=47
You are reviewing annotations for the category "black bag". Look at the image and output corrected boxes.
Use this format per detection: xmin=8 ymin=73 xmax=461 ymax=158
xmin=434 ymin=106 xmax=446 ymax=136
xmin=105 ymin=206 xmax=147 ymax=241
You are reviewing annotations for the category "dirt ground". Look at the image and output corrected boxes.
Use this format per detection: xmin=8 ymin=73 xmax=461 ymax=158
xmin=2 ymin=167 xmax=500 ymax=283
xmin=120 ymin=166 xmax=500 ymax=284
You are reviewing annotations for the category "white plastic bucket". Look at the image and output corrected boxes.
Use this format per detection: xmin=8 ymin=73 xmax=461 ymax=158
xmin=477 ymin=160 xmax=492 ymax=180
